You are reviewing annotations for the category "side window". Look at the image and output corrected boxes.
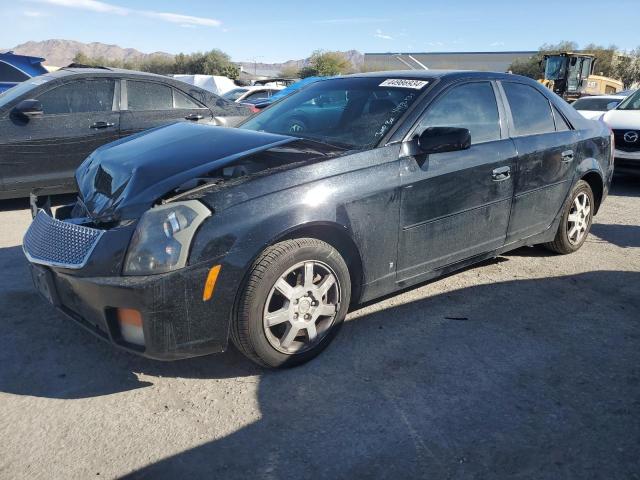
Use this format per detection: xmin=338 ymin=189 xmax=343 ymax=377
xmin=37 ymin=79 xmax=115 ymax=115
xmin=417 ymin=82 xmax=501 ymax=144
xmin=127 ymin=81 xmax=172 ymax=111
xmin=173 ymin=89 xmax=203 ymax=109
xmin=552 ymin=105 xmax=571 ymax=131
xmin=0 ymin=61 xmax=29 ymax=82
xmin=502 ymin=82 xmax=555 ymax=136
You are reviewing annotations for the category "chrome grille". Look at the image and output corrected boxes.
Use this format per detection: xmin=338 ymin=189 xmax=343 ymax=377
xmin=23 ymin=211 xmax=104 ymax=269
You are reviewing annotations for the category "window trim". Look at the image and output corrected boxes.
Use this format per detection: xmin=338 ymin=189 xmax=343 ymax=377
xmin=35 ymin=77 xmax=118 ymax=117
xmin=405 ymin=79 xmax=505 ymax=146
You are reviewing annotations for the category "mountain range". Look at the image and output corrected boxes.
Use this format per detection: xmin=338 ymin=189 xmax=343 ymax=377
xmin=3 ymin=39 xmax=364 ymax=75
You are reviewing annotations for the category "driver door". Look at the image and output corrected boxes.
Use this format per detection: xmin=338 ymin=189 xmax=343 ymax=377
xmin=0 ymin=78 xmax=119 ymax=196
xmin=397 ymin=81 xmax=517 ymax=282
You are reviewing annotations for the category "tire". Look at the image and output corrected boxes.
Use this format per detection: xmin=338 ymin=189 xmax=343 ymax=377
xmin=231 ymin=238 xmax=351 ymax=368
xmin=544 ymin=180 xmax=594 ymax=254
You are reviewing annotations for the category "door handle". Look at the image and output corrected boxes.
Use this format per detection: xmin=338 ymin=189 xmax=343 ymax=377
xmin=561 ymin=149 xmax=574 ymax=163
xmin=90 ymin=121 xmax=115 ymax=129
xmin=185 ymin=113 xmax=204 ymax=121
xmin=492 ymin=166 xmax=511 ymax=181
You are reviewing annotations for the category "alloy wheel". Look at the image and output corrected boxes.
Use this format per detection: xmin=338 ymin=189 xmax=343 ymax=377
xmin=567 ymin=192 xmax=591 ymax=245
xmin=263 ymin=260 xmax=341 ymax=354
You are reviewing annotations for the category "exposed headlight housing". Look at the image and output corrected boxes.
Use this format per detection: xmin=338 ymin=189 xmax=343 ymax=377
xmin=124 ymin=200 xmax=211 ymax=275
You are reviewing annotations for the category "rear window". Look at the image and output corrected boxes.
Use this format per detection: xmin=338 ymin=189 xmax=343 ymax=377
xmin=503 ymin=82 xmax=555 ymax=136
xmin=573 ymin=97 xmax=621 ymax=111
xmin=127 ymin=81 xmax=173 ymax=110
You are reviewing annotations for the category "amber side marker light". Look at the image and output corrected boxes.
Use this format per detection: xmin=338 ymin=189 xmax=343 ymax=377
xmin=203 ymin=265 xmax=222 ymax=301
xmin=116 ymin=308 xmax=145 ymax=346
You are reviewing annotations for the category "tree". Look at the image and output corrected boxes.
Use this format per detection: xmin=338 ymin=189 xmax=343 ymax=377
xmin=278 ymin=65 xmax=300 ymax=78
xmin=615 ymin=47 xmax=640 ymax=88
xmin=306 ymin=50 xmax=351 ymax=76
xmin=298 ymin=66 xmax=319 ymax=78
xmin=70 ymin=48 xmax=239 ymax=78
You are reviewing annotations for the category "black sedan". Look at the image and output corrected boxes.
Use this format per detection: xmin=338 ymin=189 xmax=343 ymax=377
xmin=0 ymin=67 xmax=250 ymax=199
xmin=22 ymin=71 xmax=613 ymax=368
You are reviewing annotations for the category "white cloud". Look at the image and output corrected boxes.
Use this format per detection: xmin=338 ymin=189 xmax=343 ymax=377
xmin=313 ymin=17 xmax=389 ymax=25
xmin=37 ymin=0 xmax=127 ymax=15
xmin=427 ymin=41 xmax=444 ymax=47
xmin=33 ymin=0 xmax=221 ymax=27
xmin=374 ymin=29 xmax=393 ymax=40
xmin=490 ymin=41 xmax=505 ymax=47
xmin=141 ymin=11 xmax=220 ymax=27
xmin=23 ymin=9 xmax=49 ymax=17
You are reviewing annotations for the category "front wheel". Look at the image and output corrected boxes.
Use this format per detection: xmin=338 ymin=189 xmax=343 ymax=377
xmin=231 ymin=238 xmax=351 ymax=368
xmin=544 ymin=180 xmax=594 ymax=254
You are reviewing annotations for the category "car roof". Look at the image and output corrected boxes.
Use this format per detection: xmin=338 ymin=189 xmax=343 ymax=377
xmin=46 ymin=66 xmax=170 ymax=80
xmin=345 ymin=69 xmax=519 ymax=81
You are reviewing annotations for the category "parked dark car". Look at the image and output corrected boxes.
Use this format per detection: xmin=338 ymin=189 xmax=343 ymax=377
xmin=22 ymin=71 xmax=613 ymax=368
xmin=0 ymin=67 xmax=250 ymax=199
xmin=0 ymin=51 xmax=48 ymax=93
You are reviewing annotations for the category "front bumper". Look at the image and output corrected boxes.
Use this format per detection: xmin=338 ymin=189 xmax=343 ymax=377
xmin=29 ymin=261 xmax=231 ymax=360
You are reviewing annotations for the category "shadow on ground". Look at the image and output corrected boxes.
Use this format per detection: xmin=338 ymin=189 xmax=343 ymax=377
xmin=610 ymin=174 xmax=640 ymax=198
xmin=591 ymin=223 xmax=640 ymax=248
xmin=1 ymin=232 xmax=639 ymax=478
xmin=121 ymin=269 xmax=638 ymax=480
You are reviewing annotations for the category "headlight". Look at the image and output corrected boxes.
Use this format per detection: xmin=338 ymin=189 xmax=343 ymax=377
xmin=124 ymin=200 xmax=211 ymax=275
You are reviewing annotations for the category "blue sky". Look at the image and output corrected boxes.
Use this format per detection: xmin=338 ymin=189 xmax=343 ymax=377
xmin=1 ymin=0 xmax=638 ymax=63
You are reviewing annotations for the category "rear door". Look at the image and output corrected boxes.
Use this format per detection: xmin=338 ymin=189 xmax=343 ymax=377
xmin=120 ymin=80 xmax=213 ymax=137
xmin=397 ymin=80 xmax=517 ymax=282
xmin=500 ymin=81 xmax=579 ymax=242
xmin=0 ymin=77 xmax=119 ymax=195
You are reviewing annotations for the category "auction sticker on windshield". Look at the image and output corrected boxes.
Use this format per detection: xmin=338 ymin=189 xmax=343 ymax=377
xmin=379 ymin=79 xmax=429 ymax=89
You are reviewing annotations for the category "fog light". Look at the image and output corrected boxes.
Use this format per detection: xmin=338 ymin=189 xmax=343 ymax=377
xmin=116 ymin=308 xmax=145 ymax=346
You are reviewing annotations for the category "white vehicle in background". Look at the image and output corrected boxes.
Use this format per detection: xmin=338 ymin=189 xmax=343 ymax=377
xmin=222 ymin=85 xmax=285 ymax=104
xmin=171 ymin=74 xmax=237 ymax=96
xmin=601 ymin=89 xmax=640 ymax=173
xmin=572 ymin=95 xmax=625 ymax=119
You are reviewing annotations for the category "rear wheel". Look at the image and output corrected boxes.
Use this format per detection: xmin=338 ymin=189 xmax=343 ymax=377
xmin=544 ymin=180 xmax=594 ymax=254
xmin=231 ymin=238 xmax=351 ymax=368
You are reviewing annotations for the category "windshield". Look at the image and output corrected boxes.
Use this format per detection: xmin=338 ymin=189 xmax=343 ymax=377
xmin=616 ymin=89 xmax=640 ymax=111
xmin=573 ymin=97 xmax=621 ymax=111
xmin=222 ymin=88 xmax=248 ymax=101
xmin=0 ymin=76 xmax=51 ymax=107
xmin=544 ymin=56 xmax=567 ymax=81
xmin=240 ymin=77 xmax=428 ymax=149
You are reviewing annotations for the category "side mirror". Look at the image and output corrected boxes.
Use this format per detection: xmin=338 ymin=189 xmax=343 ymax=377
xmin=606 ymin=101 xmax=618 ymax=111
xmin=13 ymin=99 xmax=43 ymax=119
xmin=417 ymin=127 xmax=471 ymax=155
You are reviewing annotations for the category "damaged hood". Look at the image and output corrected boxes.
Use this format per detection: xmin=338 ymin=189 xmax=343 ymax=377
xmin=76 ymin=122 xmax=296 ymax=220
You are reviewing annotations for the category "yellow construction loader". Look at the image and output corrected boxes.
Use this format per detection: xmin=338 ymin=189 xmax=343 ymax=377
xmin=539 ymin=52 xmax=623 ymax=101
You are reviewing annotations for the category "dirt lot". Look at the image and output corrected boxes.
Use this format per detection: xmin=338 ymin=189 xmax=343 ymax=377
xmin=0 ymin=177 xmax=638 ymax=480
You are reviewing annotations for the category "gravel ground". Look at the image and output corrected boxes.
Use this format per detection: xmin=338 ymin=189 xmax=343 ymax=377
xmin=0 ymin=177 xmax=638 ymax=480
